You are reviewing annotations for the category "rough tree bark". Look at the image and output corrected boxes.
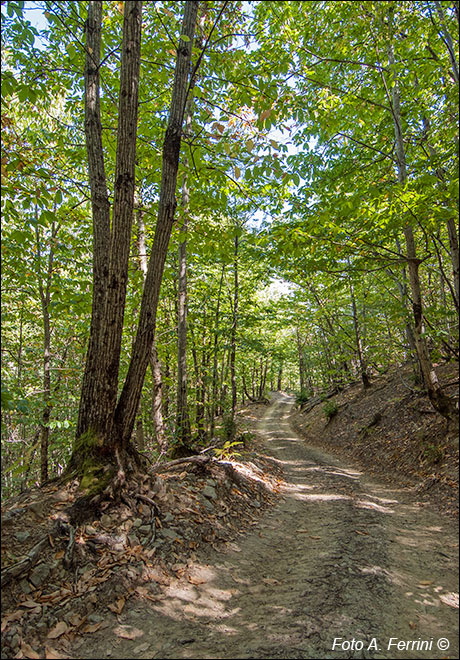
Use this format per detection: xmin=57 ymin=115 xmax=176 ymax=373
xmin=112 ymin=1 xmax=199 ymax=451
xmin=67 ymin=1 xmax=200 ymax=502
xmin=75 ymin=0 xmax=112 ymax=444
xmin=68 ymin=1 xmax=143 ymax=491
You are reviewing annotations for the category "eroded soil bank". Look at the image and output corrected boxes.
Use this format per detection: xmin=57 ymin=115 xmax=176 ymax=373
xmin=71 ymin=393 xmax=459 ymax=660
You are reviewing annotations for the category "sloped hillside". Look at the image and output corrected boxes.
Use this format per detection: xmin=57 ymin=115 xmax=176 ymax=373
xmin=290 ymin=362 xmax=459 ymax=517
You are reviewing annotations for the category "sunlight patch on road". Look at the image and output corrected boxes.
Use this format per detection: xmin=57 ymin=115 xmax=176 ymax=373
xmin=290 ymin=492 xmax=352 ymax=502
xmin=305 ymin=466 xmax=362 ymax=479
xmin=355 ymin=499 xmax=395 ymax=514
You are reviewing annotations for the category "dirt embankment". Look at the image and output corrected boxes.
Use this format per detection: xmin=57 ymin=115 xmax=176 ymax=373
xmin=290 ymin=363 xmax=459 ymax=517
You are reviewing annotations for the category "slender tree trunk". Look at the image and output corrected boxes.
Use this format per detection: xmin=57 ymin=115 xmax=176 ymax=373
xmin=136 ymin=197 xmax=168 ymax=453
xmin=349 ymin=274 xmax=370 ymax=388
xmin=210 ymin=265 xmax=225 ymax=437
xmin=163 ymin=348 xmax=171 ymax=422
xmin=387 ymin=28 xmax=455 ymax=419
xmin=296 ymin=327 xmax=307 ymax=391
xmin=277 ymin=365 xmax=283 ymax=391
xmin=420 ymin=114 xmax=459 ymax=312
xmin=447 ymin=217 xmax=459 ymax=310
xmin=230 ymin=234 xmax=239 ymax=430
xmin=197 ymin=330 xmax=208 ymax=440
xmin=151 ymin=346 xmax=167 ymax=453
xmin=176 ymin=111 xmax=193 ymax=448
xmin=36 ymin=220 xmax=57 ymax=484
xmin=219 ymin=349 xmax=230 ymax=415
xmin=434 ymin=0 xmax=459 ymax=83
xmin=393 ymin=236 xmax=420 ymax=379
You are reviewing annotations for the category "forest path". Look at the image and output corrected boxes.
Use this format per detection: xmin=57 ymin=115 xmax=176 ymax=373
xmin=75 ymin=393 xmax=459 ymax=659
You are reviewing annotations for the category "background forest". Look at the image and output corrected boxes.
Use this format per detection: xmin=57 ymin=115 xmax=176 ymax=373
xmin=1 ymin=0 xmax=458 ymax=499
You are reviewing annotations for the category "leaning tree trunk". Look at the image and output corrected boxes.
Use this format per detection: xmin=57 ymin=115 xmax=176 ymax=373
xmin=112 ymin=1 xmax=199 ymax=451
xmin=387 ymin=26 xmax=455 ymax=420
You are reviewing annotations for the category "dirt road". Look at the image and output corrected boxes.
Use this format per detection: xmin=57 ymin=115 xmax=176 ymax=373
xmin=75 ymin=393 xmax=459 ymax=659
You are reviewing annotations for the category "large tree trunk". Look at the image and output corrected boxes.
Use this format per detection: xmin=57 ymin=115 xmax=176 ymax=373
xmin=74 ymin=0 xmax=142 ymax=455
xmin=67 ymin=0 xmax=143 ymax=495
xmin=75 ymin=0 xmax=112 ymax=443
xmin=112 ymin=1 xmax=199 ymax=450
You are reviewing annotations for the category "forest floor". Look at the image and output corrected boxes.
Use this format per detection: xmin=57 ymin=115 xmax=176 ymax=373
xmin=1 ymin=366 xmax=458 ymax=659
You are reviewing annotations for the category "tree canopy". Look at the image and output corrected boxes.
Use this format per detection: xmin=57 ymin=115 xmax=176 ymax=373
xmin=1 ymin=0 xmax=458 ymax=500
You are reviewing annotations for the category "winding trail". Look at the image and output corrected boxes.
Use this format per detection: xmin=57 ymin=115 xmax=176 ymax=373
xmin=76 ymin=393 xmax=459 ymax=659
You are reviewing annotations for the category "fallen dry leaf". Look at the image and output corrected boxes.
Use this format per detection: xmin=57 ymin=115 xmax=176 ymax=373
xmin=54 ymin=550 xmax=65 ymax=560
xmin=45 ymin=646 xmax=69 ymax=659
xmin=19 ymin=641 xmax=40 ymax=659
xmin=355 ymin=530 xmax=369 ymax=536
xmin=19 ymin=601 xmax=41 ymax=609
xmin=296 ymin=529 xmax=309 ymax=533
xmin=309 ymin=536 xmax=321 ymax=540
xmin=1 ymin=611 xmax=24 ymax=632
xmin=418 ymin=580 xmax=434 ymax=586
xmin=262 ymin=578 xmax=280 ymax=585
xmin=113 ymin=625 xmax=144 ymax=640
xmin=82 ymin=622 xmax=102 ymax=634
xmin=68 ymin=614 xmax=87 ymax=628
xmin=107 ymin=597 xmax=126 ymax=614
xmin=47 ymin=621 xmax=69 ymax=639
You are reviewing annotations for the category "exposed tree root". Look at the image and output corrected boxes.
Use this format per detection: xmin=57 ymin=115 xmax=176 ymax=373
xmin=1 ymin=537 xmax=50 ymax=588
xmin=152 ymin=454 xmax=212 ymax=473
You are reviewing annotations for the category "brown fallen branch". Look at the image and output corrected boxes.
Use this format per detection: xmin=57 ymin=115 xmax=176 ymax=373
xmin=152 ymin=454 xmax=212 ymax=473
xmin=1 ymin=536 xmax=49 ymax=588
